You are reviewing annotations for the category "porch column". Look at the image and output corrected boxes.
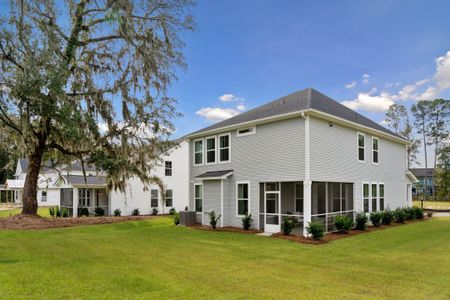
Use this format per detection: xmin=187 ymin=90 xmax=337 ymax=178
xmin=303 ymin=180 xmax=312 ymax=237
xmin=73 ymin=187 xmax=79 ymax=217
xmin=91 ymin=188 xmax=96 ymax=213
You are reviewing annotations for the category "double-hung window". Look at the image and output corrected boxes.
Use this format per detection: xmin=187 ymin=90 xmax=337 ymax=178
xmin=372 ymin=137 xmax=379 ymax=164
xmin=194 ymin=139 xmax=204 ymax=165
xmin=358 ymin=133 xmax=365 ymax=162
xmin=379 ymin=184 xmax=385 ymax=211
xmin=219 ymin=134 xmax=230 ymax=163
xmin=363 ymin=183 xmax=369 ymax=213
xmin=79 ymin=189 xmax=91 ymax=207
xmin=371 ymin=183 xmax=377 ymax=212
xmin=165 ymin=161 xmax=172 ymax=176
xmin=165 ymin=189 xmax=173 ymax=207
xmin=206 ymin=136 xmax=216 ymax=164
xmin=151 ymin=189 xmax=158 ymax=208
xmin=237 ymin=182 xmax=249 ymax=216
xmin=195 ymin=184 xmax=203 ymax=213
xmin=41 ymin=191 xmax=47 ymax=202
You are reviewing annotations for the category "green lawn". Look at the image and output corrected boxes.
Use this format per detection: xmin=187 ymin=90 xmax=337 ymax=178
xmin=0 ymin=207 xmax=52 ymax=218
xmin=413 ymin=200 xmax=450 ymax=209
xmin=0 ymin=218 xmax=449 ymax=299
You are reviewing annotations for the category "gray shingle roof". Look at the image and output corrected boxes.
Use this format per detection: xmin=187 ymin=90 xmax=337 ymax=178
xmin=196 ymin=170 xmax=234 ymax=179
xmin=189 ymin=88 xmax=402 ymax=139
xmin=410 ymin=168 xmax=434 ymax=178
xmin=63 ymin=175 xmax=107 ymax=186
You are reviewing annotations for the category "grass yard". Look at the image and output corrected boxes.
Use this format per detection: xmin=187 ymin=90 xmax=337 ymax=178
xmin=413 ymin=200 xmax=450 ymax=209
xmin=0 ymin=218 xmax=449 ymax=299
xmin=0 ymin=207 xmax=51 ymax=218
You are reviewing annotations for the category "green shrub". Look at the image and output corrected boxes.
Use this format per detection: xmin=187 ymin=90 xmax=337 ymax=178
xmin=151 ymin=208 xmax=158 ymax=215
xmin=61 ymin=207 xmax=68 ymax=218
xmin=49 ymin=207 xmax=55 ymax=217
xmin=334 ymin=215 xmax=354 ymax=233
xmin=412 ymin=206 xmax=424 ymax=219
xmin=185 ymin=206 xmax=189 ymax=211
xmin=113 ymin=209 xmax=121 ymax=217
xmin=241 ymin=214 xmax=253 ymax=230
xmin=394 ymin=208 xmax=407 ymax=223
xmin=405 ymin=207 xmax=415 ymax=220
xmin=307 ymin=222 xmax=325 ymax=240
xmin=132 ymin=208 xmax=140 ymax=216
xmin=94 ymin=207 xmax=105 ymax=217
xmin=382 ymin=209 xmax=394 ymax=225
xmin=78 ymin=207 xmax=89 ymax=217
xmin=208 ymin=211 xmax=221 ymax=229
xmin=355 ymin=212 xmax=368 ymax=230
xmin=173 ymin=212 xmax=180 ymax=225
xmin=55 ymin=207 xmax=61 ymax=218
xmin=370 ymin=211 xmax=383 ymax=227
xmin=169 ymin=208 xmax=176 ymax=215
xmin=281 ymin=216 xmax=297 ymax=235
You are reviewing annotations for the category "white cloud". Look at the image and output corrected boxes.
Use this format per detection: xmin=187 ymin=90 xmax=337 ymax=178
xmin=362 ymin=74 xmax=370 ymax=84
xmin=435 ymin=51 xmax=450 ymax=90
xmin=196 ymin=107 xmax=241 ymax=122
xmin=345 ymin=81 xmax=356 ymax=89
xmin=341 ymin=92 xmax=394 ymax=112
xmin=236 ymin=104 xmax=246 ymax=111
xmin=219 ymin=94 xmax=244 ymax=102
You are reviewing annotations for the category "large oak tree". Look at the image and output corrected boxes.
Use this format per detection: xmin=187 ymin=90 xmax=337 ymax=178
xmin=0 ymin=0 xmax=195 ymax=215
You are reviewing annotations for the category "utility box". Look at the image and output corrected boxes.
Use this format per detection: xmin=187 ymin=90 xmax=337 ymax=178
xmin=179 ymin=211 xmax=196 ymax=226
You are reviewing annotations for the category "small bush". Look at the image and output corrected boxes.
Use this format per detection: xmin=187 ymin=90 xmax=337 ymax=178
xmin=169 ymin=208 xmax=176 ymax=215
xmin=307 ymin=222 xmax=325 ymax=240
xmin=355 ymin=212 xmax=368 ymax=230
xmin=151 ymin=208 xmax=158 ymax=215
xmin=381 ymin=209 xmax=394 ymax=225
xmin=132 ymin=208 xmax=140 ymax=216
xmin=61 ymin=207 xmax=69 ymax=218
xmin=208 ymin=211 xmax=221 ymax=229
xmin=173 ymin=212 xmax=180 ymax=225
xmin=242 ymin=214 xmax=253 ymax=230
xmin=94 ymin=207 xmax=105 ymax=217
xmin=55 ymin=207 xmax=61 ymax=218
xmin=281 ymin=216 xmax=297 ymax=235
xmin=184 ymin=206 xmax=189 ymax=211
xmin=394 ymin=208 xmax=407 ymax=223
xmin=370 ymin=211 xmax=383 ymax=227
xmin=78 ymin=207 xmax=89 ymax=217
xmin=412 ymin=206 xmax=424 ymax=219
xmin=334 ymin=215 xmax=354 ymax=233
xmin=113 ymin=209 xmax=121 ymax=217
xmin=49 ymin=207 xmax=55 ymax=217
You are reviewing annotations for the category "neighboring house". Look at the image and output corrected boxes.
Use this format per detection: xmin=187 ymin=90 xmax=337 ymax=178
xmin=186 ymin=88 xmax=417 ymax=236
xmin=3 ymin=140 xmax=189 ymax=216
xmin=410 ymin=168 xmax=435 ymax=197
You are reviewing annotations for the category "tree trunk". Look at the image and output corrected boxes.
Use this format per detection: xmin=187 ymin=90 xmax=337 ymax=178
xmin=21 ymin=146 xmax=44 ymax=215
xmin=422 ymin=122 xmax=428 ymax=207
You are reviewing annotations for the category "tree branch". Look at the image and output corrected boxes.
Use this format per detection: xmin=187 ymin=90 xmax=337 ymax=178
xmin=47 ymin=142 xmax=89 ymax=156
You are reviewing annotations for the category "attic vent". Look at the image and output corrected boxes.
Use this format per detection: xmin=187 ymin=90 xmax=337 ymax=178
xmin=237 ymin=126 xmax=256 ymax=137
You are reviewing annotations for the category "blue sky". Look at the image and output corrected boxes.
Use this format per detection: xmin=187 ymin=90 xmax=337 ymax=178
xmin=170 ymin=0 xmax=450 ymax=154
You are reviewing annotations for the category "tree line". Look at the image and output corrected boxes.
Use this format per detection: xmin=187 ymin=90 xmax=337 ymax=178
xmin=385 ymin=100 xmax=450 ymax=202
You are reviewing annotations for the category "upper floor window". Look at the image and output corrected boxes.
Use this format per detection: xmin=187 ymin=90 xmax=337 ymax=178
xmin=237 ymin=126 xmax=256 ymax=137
xmin=41 ymin=191 xmax=47 ymax=202
xmin=194 ymin=139 xmax=203 ymax=165
xmin=372 ymin=137 xmax=379 ymax=164
xmin=165 ymin=161 xmax=172 ymax=176
xmin=219 ymin=134 xmax=230 ymax=163
xmin=151 ymin=189 xmax=158 ymax=208
xmin=165 ymin=189 xmax=173 ymax=207
xmin=206 ymin=136 xmax=216 ymax=164
xmin=357 ymin=133 xmax=365 ymax=162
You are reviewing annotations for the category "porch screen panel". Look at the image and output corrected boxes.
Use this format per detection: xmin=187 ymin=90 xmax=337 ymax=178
xmin=312 ymin=182 xmax=326 ymax=215
xmin=327 ymin=183 xmax=341 ymax=213
xmin=342 ymin=183 xmax=354 ymax=211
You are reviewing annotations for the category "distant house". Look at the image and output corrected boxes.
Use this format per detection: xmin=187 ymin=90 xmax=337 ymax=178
xmin=410 ymin=168 xmax=435 ymax=197
xmin=185 ymin=88 xmax=417 ymax=236
xmin=2 ymin=140 xmax=189 ymax=216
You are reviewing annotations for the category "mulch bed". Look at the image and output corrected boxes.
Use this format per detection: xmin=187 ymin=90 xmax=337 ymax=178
xmin=273 ymin=218 xmax=429 ymax=245
xmin=0 ymin=214 xmax=160 ymax=230
xmin=189 ymin=224 xmax=263 ymax=234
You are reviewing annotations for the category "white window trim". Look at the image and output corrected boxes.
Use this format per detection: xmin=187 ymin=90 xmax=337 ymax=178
xmin=357 ymin=132 xmax=365 ymax=163
xmin=218 ymin=133 xmax=231 ymax=164
xmin=205 ymin=135 xmax=217 ymax=165
xmin=372 ymin=136 xmax=379 ymax=165
xmin=379 ymin=182 xmax=385 ymax=211
xmin=165 ymin=161 xmax=172 ymax=176
xmin=165 ymin=189 xmax=173 ymax=207
xmin=193 ymin=138 xmax=204 ymax=166
xmin=41 ymin=190 xmax=47 ymax=202
xmin=236 ymin=126 xmax=256 ymax=137
xmin=370 ymin=181 xmax=378 ymax=212
xmin=362 ymin=182 xmax=370 ymax=213
xmin=236 ymin=181 xmax=250 ymax=217
xmin=194 ymin=183 xmax=203 ymax=214
xmin=151 ymin=189 xmax=159 ymax=208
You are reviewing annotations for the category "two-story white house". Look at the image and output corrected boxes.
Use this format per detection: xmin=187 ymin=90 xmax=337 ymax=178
xmin=186 ymin=88 xmax=417 ymax=236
